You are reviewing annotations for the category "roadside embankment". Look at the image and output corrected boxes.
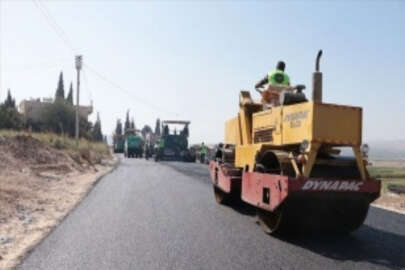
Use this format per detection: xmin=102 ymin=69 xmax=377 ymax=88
xmin=369 ymin=161 xmax=405 ymax=214
xmin=0 ymin=131 xmax=118 ymax=269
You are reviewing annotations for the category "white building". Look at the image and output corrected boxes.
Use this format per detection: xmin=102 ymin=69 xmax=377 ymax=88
xmin=19 ymin=98 xmax=93 ymax=121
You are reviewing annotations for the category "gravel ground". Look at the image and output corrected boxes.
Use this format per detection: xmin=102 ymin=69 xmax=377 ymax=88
xmin=18 ymin=158 xmax=405 ymax=270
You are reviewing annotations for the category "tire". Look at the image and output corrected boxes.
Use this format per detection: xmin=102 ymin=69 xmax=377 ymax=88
xmin=257 ymin=209 xmax=284 ymax=235
xmin=213 ymin=186 xmax=227 ymax=204
xmin=213 ymin=186 xmax=237 ymax=205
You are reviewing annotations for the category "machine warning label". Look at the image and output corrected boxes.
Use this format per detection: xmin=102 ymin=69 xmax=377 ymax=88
xmin=283 ymin=110 xmax=309 ymax=128
xmin=301 ymin=180 xmax=364 ymax=191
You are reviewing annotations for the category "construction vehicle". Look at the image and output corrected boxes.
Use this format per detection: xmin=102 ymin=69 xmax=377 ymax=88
xmin=154 ymin=120 xmax=195 ymax=162
xmin=210 ymin=50 xmax=380 ymax=234
xmin=124 ymin=129 xmax=144 ymax=158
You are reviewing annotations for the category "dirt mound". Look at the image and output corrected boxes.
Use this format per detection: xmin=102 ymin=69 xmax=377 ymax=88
xmin=0 ymin=133 xmax=114 ymax=268
xmin=0 ymin=134 xmax=110 ymax=175
xmin=0 ymin=135 xmax=67 ymax=166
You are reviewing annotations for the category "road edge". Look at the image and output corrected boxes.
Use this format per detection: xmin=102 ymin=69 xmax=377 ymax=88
xmin=12 ymin=156 xmax=121 ymax=270
xmin=371 ymin=203 xmax=405 ymax=215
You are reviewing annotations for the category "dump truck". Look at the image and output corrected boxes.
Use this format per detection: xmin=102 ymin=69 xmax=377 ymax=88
xmin=210 ymin=50 xmax=380 ymax=234
xmin=124 ymin=129 xmax=144 ymax=158
xmin=154 ymin=120 xmax=195 ymax=162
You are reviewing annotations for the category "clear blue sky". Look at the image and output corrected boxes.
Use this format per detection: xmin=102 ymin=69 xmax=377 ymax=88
xmin=1 ymin=0 xmax=404 ymax=143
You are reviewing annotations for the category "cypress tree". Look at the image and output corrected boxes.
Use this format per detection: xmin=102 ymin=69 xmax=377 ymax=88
xmin=4 ymin=89 xmax=16 ymax=108
xmin=154 ymin=118 xmax=161 ymax=136
xmin=130 ymin=118 xmax=135 ymax=129
xmin=124 ymin=110 xmax=130 ymax=131
xmin=55 ymin=71 xmax=65 ymax=101
xmin=115 ymin=119 xmax=123 ymax=135
xmin=92 ymin=112 xmax=103 ymax=141
xmin=67 ymin=82 xmax=74 ymax=105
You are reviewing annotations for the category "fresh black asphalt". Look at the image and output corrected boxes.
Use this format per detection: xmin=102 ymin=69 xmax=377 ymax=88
xmin=18 ymin=158 xmax=405 ymax=270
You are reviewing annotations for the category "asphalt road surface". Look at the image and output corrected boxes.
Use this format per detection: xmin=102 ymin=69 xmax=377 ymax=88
xmin=19 ymin=158 xmax=405 ymax=270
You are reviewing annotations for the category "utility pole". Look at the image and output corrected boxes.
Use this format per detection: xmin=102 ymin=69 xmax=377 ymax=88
xmin=0 ymin=0 xmax=3 ymax=101
xmin=75 ymin=55 xmax=83 ymax=143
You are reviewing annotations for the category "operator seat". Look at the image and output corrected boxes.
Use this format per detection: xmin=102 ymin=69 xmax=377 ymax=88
xmin=261 ymin=84 xmax=307 ymax=107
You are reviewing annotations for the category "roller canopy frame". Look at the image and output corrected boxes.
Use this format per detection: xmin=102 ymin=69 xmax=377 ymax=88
xmin=162 ymin=120 xmax=191 ymax=125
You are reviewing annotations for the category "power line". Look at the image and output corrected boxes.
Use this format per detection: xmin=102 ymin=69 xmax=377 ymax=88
xmin=31 ymin=0 xmax=178 ymax=117
xmin=35 ymin=0 xmax=76 ymax=52
xmin=32 ymin=0 xmax=76 ymax=53
xmin=84 ymin=63 xmax=179 ymax=117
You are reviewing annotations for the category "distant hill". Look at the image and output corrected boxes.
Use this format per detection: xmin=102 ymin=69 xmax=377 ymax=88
xmin=315 ymin=140 xmax=405 ymax=161
xmin=339 ymin=140 xmax=405 ymax=160
xmin=367 ymin=140 xmax=405 ymax=160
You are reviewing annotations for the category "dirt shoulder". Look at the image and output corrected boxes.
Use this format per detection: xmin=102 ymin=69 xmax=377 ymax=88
xmin=372 ymin=193 xmax=405 ymax=214
xmin=369 ymin=161 xmax=405 ymax=214
xmin=0 ymin=134 xmax=118 ymax=269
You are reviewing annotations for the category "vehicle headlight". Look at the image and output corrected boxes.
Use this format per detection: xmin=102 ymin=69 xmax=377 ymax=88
xmin=360 ymin=144 xmax=369 ymax=157
xmin=299 ymin=140 xmax=309 ymax=153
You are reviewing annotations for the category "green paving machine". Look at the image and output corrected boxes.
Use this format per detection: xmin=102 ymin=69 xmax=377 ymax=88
xmin=154 ymin=120 xmax=195 ymax=162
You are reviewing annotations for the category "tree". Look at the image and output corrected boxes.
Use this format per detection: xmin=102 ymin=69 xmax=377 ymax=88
xmin=92 ymin=112 xmax=103 ymax=141
xmin=0 ymin=105 xmax=22 ymax=130
xmin=4 ymin=89 xmax=16 ymax=109
xmin=115 ymin=119 xmax=122 ymax=135
xmin=41 ymin=99 xmax=75 ymax=136
xmin=154 ymin=118 xmax=161 ymax=136
xmin=130 ymin=118 xmax=135 ymax=129
xmin=24 ymin=99 xmax=92 ymax=138
xmin=163 ymin=125 xmax=169 ymax=136
xmin=124 ymin=110 xmax=130 ymax=131
xmin=67 ymin=82 xmax=73 ymax=105
xmin=79 ymin=117 xmax=93 ymax=140
xmin=0 ymin=89 xmax=22 ymax=130
xmin=141 ymin=125 xmax=152 ymax=138
xmin=181 ymin=124 xmax=189 ymax=138
xmin=55 ymin=71 xmax=65 ymax=101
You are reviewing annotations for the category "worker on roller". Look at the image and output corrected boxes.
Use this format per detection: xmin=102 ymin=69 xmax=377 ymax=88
xmin=215 ymin=143 xmax=224 ymax=161
xmin=255 ymin=61 xmax=290 ymax=89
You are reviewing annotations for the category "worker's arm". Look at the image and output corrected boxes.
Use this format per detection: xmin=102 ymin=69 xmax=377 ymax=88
xmin=255 ymin=75 xmax=268 ymax=89
xmin=285 ymin=73 xmax=291 ymax=86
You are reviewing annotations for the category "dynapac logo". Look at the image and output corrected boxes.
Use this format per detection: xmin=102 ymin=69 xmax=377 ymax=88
xmin=283 ymin=110 xmax=309 ymax=128
xmin=302 ymin=180 xmax=364 ymax=191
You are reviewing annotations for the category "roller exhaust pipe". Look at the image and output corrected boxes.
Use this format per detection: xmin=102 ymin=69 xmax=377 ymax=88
xmin=312 ymin=50 xmax=323 ymax=102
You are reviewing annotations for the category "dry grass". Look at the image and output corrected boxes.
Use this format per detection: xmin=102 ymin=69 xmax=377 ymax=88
xmin=368 ymin=164 xmax=405 ymax=214
xmin=368 ymin=166 xmax=405 ymax=179
xmin=368 ymin=166 xmax=405 ymax=194
xmin=0 ymin=130 xmax=110 ymax=157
